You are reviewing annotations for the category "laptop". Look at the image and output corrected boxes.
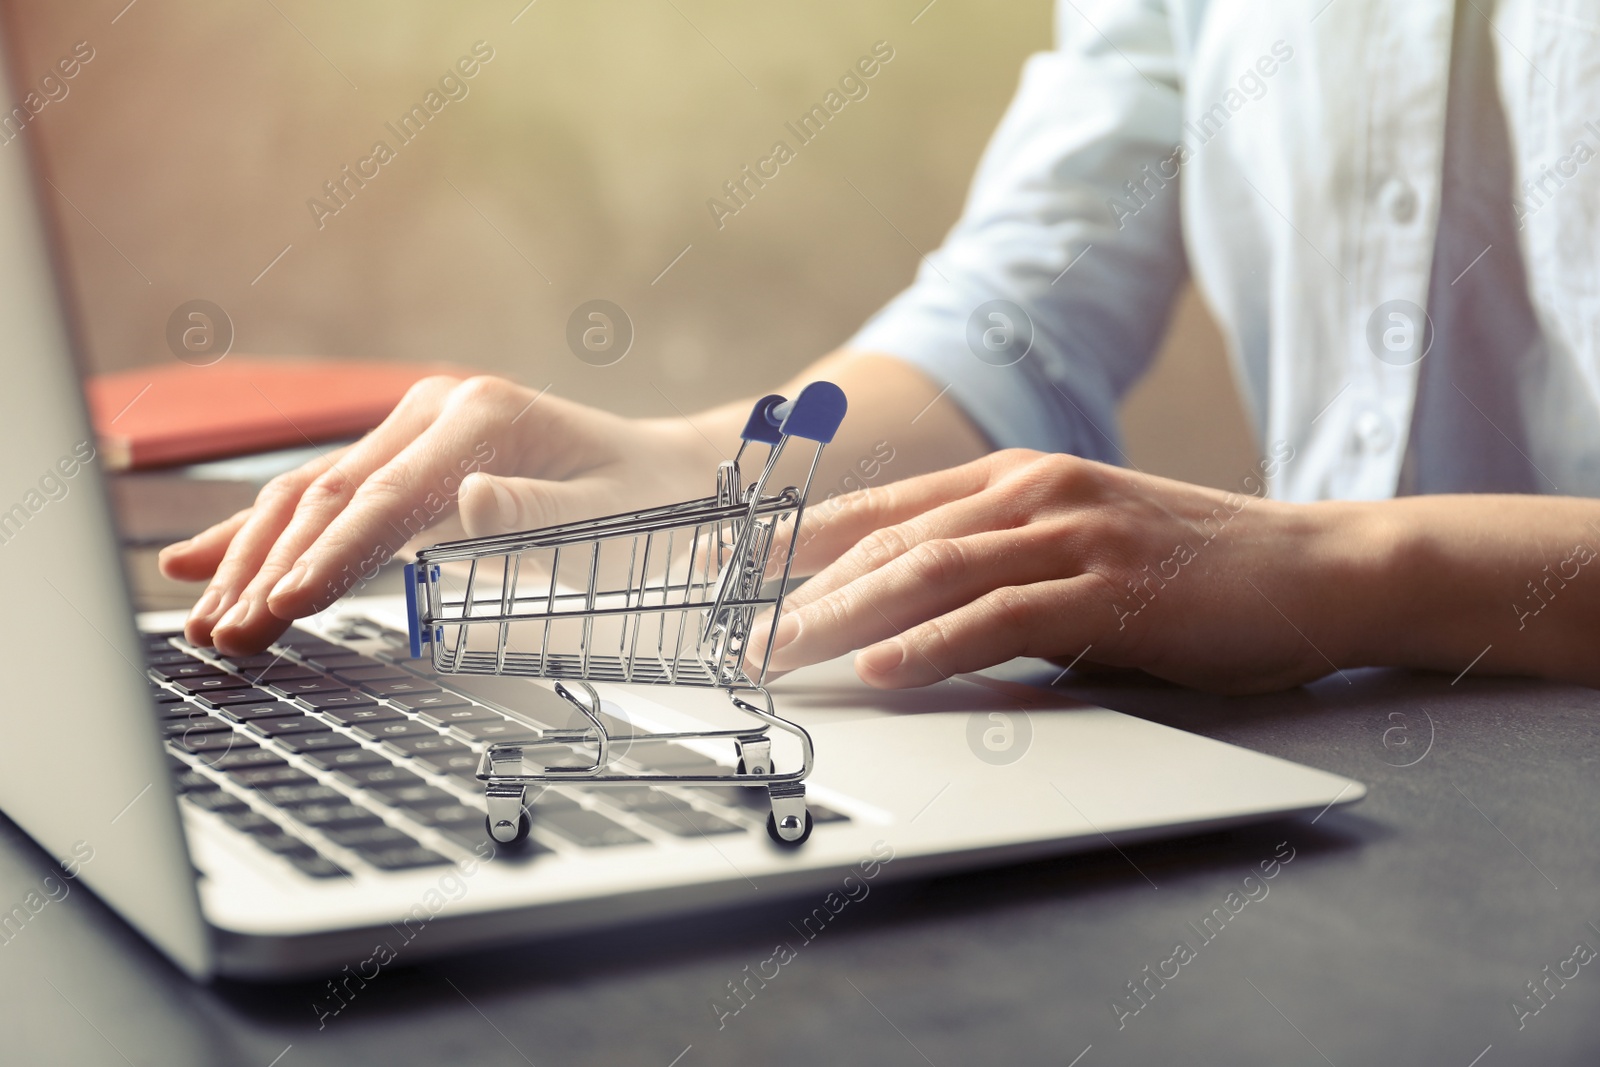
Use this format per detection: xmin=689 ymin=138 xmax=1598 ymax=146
xmin=0 ymin=30 xmax=1364 ymax=982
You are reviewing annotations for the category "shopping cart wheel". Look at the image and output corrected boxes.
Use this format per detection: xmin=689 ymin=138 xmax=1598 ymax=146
xmin=486 ymin=810 xmax=531 ymax=845
xmin=735 ymin=736 xmax=772 ymax=777
xmin=486 ymin=781 xmax=531 ymax=844
xmin=766 ymin=810 xmax=813 ymax=846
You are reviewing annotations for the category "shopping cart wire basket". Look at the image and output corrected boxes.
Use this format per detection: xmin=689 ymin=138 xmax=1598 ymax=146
xmin=404 ymin=381 xmax=847 ymax=846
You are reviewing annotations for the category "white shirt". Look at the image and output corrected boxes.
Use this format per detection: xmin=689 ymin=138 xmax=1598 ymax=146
xmin=850 ymin=0 xmax=1600 ymax=501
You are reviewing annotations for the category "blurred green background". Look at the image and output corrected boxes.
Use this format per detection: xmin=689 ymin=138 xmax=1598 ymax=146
xmin=11 ymin=0 xmax=1254 ymax=488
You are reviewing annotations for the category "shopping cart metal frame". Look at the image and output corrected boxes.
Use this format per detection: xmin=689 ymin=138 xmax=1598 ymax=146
xmin=404 ymin=382 xmax=847 ymax=847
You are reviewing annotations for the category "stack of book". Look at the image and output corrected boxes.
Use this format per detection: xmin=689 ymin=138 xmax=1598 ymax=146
xmin=87 ymin=358 xmax=464 ymax=545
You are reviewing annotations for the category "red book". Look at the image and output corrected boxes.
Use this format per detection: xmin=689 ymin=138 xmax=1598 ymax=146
xmin=86 ymin=359 xmax=466 ymax=471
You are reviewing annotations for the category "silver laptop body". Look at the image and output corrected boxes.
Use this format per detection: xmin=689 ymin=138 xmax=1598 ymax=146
xmin=0 ymin=23 xmax=1363 ymax=981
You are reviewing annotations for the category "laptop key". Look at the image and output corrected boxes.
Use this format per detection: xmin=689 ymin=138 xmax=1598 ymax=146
xmin=219 ymin=700 xmax=305 ymax=723
xmin=626 ymin=744 xmax=725 ymax=774
xmin=449 ymin=720 xmax=541 ymax=744
xmin=247 ymin=665 xmax=320 ymax=685
xmin=295 ymin=691 xmax=379 ymax=711
xmin=172 ymin=769 xmax=215 ymax=793
xmin=196 ymin=687 xmax=278 ymax=709
xmin=412 ymin=751 xmax=481 ymax=778
xmin=184 ymin=790 xmax=250 ymax=814
xmin=301 ymin=746 xmax=390 ymax=771
xmin=303 ymin=651 xmax=379 ymax=669
xmin=270 ymin=676 xmax=354 ymax=696
xmin=377 ymin=784 xmax=459 ymax=809
xmin=584 ymin=785 xmax=678 ymax=812
xmin=695 ymin=785 xmax=771 ymax=810
xmin=170 ymin=732 xmax=257 ymax=755
xmin=149 ymin=686 xmax=185 ymax=704
xmin=258 ymin=784 xmax=346 ymax=806
xmin=245 ymin=716 xmax=330 ymax=738
xmin=361 ymin=846 xmax=453 ymax=870
xmin=222 ymin=810 xmax=279 ymax=834
xmin=383 ymin=735 xmax=471 ymax=758
xmin=353 ymin=720 xmax=439 ymax=742
xmin=537 ymin=809 xmax=645 ymax=848
xmin=173 ymin=675 xmax=252 ymax=696
xmin=387 ymin=691 xmax=466 ymax=712
xmin=635 ymin=807 xmax=744 ymax=837
xmin=251 ymin=833 xmax=318 ymax=858
xmin=146 ymin=649 xmax=198 ymax=666
xmin=215 ymin=652 xmax=284 ymax=670
xmin=286 ymin=855 xmax=350 ymax=879
xmin=150 ymin=662 xmax=226 ymax=682
xmin=319 ymin=705 xmax=405 ymax=727
xmin=272 ymin=630 xmax=346 ymax=652
xmin=157 ymin=700 xmax=213 ymax=720
xmin=205 ymin=747 xmax=282 ymax=770
xmin=284 ymin=803 xmax=382 ymax=829
xmin=331 ymin=665 xmax=410 ymax=684
xmin=228 ymin=766 xmax=317 ymax=789
xmin=407 ymin=800 xmax=483 ymax=825
xmin=527 ymin=786 xmax=582 ymax=812
xmin=323 ymin=824 xmax=416 ymax=849
xmin=276 ymin=732 xmax=361 ymax=754
xmin=334 ymin=765 xmax=426 ymax=792
xmin=160 ymin=715 xmax=233 ymax=737
xmin=366 ymin=679 xmax=445 ymax=699
xmin=416 ymin=705 xmax=501 ymax=727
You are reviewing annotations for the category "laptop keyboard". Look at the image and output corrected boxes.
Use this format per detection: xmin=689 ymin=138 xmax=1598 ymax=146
xmin=146 ymin=625 xmax=846 ymax=881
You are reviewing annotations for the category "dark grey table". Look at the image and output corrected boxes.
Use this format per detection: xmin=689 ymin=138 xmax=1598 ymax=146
xmin=3 ymin=666 xmax=1597 ymax=1066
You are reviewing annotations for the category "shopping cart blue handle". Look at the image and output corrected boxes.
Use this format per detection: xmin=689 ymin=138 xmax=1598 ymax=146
xmin=770 ymin=381 xmax=848 ymax=444
xmin=403 ymin=562 xmax=441 ymax=658
xmin=740 ymin=394 xmax=788 ymax=445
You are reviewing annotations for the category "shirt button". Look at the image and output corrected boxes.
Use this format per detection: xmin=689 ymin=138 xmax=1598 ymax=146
xmin=1353 ymin=410 xmax=1395 ymax=453
xmin=1380 ymin=178 xmax=1418 ymax=224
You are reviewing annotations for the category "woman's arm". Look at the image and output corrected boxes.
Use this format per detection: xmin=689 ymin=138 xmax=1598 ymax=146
xmin=157 ymin=350 xmax=987 ymax=656
xmin=753 ymin=450 xmax=1600 ymax=692
xmin=689 ymin=348 xmax=992 ymax=492
xmin=1346 ymin=493 xmax=1600 ymax=687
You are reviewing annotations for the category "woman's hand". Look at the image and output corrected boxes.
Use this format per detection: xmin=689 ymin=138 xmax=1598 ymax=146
xmin=159 ymin=375 xmax=711 ymax=656
xmin=759 ymin=449 xmax=1385 ymax=694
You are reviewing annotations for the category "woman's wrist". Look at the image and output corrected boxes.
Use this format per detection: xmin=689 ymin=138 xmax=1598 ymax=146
xmin=636 ymin=414 xmax=733 ymax=500
xmin=1310 ymin=495 xmax=1600 ymax=684
xmin=1297 ymin=498 xmax=1422 ymax=671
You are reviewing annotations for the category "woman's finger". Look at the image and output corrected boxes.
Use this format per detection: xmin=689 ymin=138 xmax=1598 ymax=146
xmin=258 ymin=395 xmax=519 ymax=625
xmin=773 ymin=456 xmax=1001 ymax=579
xmin=780 ymin=480 xmax=1022 ymax=617
xmin=764 ymin=527 xmax=1070 ymax=672
xmin=184 ymin=450 xmax=344 ymax=647
xmin=157 ymin=508 xmax=251 ymax=583
xmin=457 ymin=471 xmax=623 ymax=538
xmin=210 ymin=378 xmax=462 ymax=652
xmin=855 ymin=575 xmax=1105 ymax=687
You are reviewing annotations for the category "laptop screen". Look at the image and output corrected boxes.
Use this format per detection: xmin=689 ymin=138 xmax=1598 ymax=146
xmin=0 ymin=7 xmax=210 ymax=976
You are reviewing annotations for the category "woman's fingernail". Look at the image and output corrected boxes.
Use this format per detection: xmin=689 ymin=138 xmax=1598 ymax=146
xmin=214 ymin=599 xmax=249 ymax=634
xmin=190 ymin=588 xmax=221 ymax=622
xmin=270 ymin=560 xmax=310 ymax=602
xmin=770 ymin=613 xmax=801 ymax=651
xmin=859 ymin=641 xmax=906 ymax=676
xmin=490 ymin=478 xmax=518 ymax=531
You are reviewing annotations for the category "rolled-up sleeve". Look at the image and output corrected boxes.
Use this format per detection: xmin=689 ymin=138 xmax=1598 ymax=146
xmin=849 ymin=0 xmax=1187 ymax=462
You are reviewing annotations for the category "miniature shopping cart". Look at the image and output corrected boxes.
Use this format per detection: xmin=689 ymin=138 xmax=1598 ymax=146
xmin=403 ymin=382 xmax=847 ymax=847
